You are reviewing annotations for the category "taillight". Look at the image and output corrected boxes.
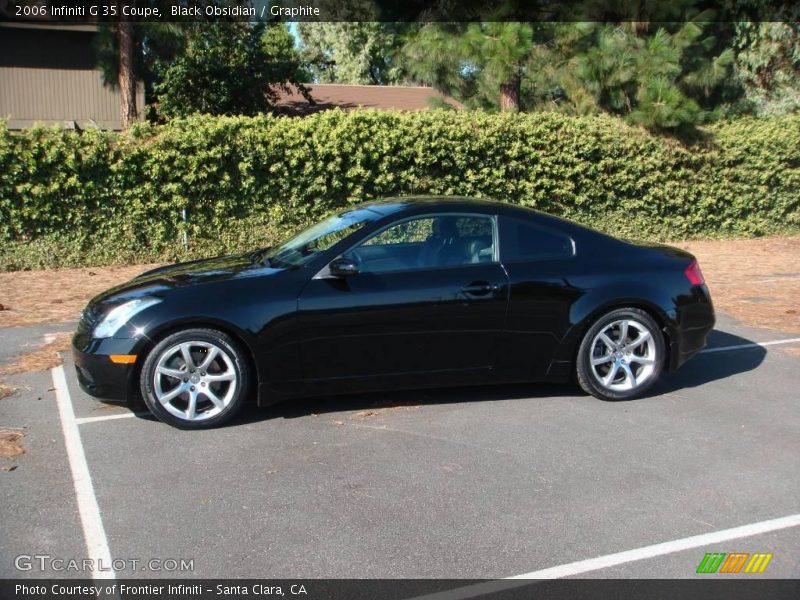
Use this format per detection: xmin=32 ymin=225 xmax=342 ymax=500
xmin=684 ymin=260 xmax=705 ymax=286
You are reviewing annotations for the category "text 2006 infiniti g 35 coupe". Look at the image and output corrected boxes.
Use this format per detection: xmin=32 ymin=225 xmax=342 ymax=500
xmin=73 ymin=197 xmax=714 ymax=429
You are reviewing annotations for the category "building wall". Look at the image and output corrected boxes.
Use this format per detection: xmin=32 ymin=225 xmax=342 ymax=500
xmin=0 ymin=25 xmax=144 ymax=130
xmin=0 ymin=67 xmax=144 ymax=129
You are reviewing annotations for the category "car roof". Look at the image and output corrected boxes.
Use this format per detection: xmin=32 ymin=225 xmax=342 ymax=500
xmin=357 ymin=195 xmax=527 ymax=216
xmin=356 ymin=195 xmax=586 ymax=230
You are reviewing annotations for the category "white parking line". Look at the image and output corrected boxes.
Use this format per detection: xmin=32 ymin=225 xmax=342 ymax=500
xmin=701 ymin=337 xmax=800 ymax=354
xmin=76 ymin=412 xmax=149 ymax=425
xmin=52 ymin=365 xmax=115 ymax=580
xmin=407 ymin=513 xmax=800 ymax=600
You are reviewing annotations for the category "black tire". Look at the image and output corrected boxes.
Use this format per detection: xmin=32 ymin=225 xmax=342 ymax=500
xmin=140 ymin=328 xmax=250 ymax=429
xmin=575 ymin=307 xmax=665 ymax=401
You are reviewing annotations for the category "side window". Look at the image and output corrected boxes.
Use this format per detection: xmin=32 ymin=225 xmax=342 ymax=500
xmin=347 ymin=214 xmax=496 ymax=273
xmin=363 ymin=218 xmax=433 ymax=246
xmin=499 ymin=217 xmax=574 ymax=263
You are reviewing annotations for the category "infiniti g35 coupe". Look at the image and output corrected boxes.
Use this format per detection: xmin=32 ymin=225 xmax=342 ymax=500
xmin=73 ymin=197 xmax=715 ymax=429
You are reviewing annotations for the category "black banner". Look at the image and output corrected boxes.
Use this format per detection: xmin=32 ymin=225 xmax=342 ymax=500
xmin=2 ymin=0 xmax=799 ymax=23
xmin=1 ymin=579 xmax=799 ymax=600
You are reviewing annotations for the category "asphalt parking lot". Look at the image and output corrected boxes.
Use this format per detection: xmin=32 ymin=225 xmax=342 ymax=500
xmin=1 ymin=313 xmax=798 ymax=581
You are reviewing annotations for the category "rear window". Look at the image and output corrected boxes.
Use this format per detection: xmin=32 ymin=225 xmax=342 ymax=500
xmin=499 ymin=217 xmax=574 ymax=262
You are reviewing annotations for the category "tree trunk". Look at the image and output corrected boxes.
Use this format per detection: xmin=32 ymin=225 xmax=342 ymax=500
xmin=117 ymin=16 xmax=137 ymax=129
xmin=499 ymin=72 xmax=521 ymax=112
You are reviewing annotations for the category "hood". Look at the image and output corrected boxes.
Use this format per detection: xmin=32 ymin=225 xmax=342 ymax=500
xmin=134 ymin=252 xmax=259 ymax=283
xmin=88 ymin=253 xmax=281 ymax=307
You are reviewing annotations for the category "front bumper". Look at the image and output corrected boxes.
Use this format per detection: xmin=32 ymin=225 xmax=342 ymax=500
xmin=71 ymin=334 xmax=140 ymax=401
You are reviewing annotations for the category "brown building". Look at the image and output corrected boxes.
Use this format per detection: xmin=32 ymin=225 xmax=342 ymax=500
xmin=0 ymin=22 xmax=143 ymax=130
xmin=274 ymin=84 xmax=464 ymax=116
xmin=0 ymin=19 xmax=457 ymax=129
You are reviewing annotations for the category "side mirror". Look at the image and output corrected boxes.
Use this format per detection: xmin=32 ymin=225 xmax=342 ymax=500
xmin=329 ymin=257 xmax=359 ymax=278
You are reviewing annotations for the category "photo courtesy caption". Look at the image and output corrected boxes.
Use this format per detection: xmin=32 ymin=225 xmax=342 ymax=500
xmin=15 ymin=584 xmax=308 ymax=596
xmin=16 ymin=585 xmax=108 ymax=597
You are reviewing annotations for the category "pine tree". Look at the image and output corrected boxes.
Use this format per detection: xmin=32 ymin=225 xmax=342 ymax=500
xmin=403 ymin=23 xmax=535 ymax=111
xmin=523 ymin=18 xmax=735 ymax=131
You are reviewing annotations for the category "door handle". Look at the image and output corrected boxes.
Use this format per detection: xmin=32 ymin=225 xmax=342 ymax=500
xmin=460 ymin=282 xmax=501 ymax=296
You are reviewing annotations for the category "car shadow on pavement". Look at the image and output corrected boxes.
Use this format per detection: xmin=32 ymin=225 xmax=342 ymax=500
xmin=235 ymin=382 xmax=580 ymax=425
xmin=220 ymin=328 xmax=767 ymax=425
xmin=645 ymin=328 xmax=766 ymax=398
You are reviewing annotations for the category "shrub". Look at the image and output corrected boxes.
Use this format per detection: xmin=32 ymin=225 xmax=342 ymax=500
xmin=1 ymin=111 xmax=798 ymax=271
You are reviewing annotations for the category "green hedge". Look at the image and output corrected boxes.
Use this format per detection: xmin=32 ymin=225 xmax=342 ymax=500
xmin=1 ymin=111 xmax=799 ymax=271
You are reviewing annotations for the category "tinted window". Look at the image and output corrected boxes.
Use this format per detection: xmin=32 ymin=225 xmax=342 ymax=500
xmin=346 ymin=214 xmax=496 ymax=273
xmin=266 ymin=208 xmax=378 ymax=268
xmin=499 ymin=217 xmax=574 ymax=262
xmin=363 ymin=217 xmax=433 ymax=246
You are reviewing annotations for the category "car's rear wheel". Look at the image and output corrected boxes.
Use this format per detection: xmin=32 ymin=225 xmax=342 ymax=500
xmin=576 ymin=308 xmax=665 ymax=401
xmin=140 ymin=328 xmax=249 ymax=429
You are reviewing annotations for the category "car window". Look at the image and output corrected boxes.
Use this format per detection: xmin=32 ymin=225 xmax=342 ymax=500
xmin=363 ymin=218 xmax=433 ymax=246
xmin=346 ymin=214 xmax=496 ymax=273
xmin=265 ymin=208 xmax=378 ymax=268
xmin=499 ymin=217 xmax=574 ymax=262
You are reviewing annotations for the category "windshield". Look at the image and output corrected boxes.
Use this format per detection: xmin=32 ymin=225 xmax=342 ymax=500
xmin=264 ymin=208 xmax=379 ymax=268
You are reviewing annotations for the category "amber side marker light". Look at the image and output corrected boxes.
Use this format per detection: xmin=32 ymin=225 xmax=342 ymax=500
xmin=109 ymin=355 xmax=137 ymax=364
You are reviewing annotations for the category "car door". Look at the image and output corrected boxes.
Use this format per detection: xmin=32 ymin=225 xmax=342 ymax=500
xmin=495 ymin=215 xmax=582 ymax=380
xmin=296 ymin=213 xmax=509 ymax=386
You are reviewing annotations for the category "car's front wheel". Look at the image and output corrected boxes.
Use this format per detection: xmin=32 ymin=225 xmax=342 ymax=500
xmin=140 ymin=328 xmax=250 ymax=429
xmin=575 ymin=308 xmax=665 ymax=401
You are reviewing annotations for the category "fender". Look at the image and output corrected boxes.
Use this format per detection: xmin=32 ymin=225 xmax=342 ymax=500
xmin=550 ymin=280 xmax=678 ymax=365
xmin=123 ymin=314 xmax=266 ymax=402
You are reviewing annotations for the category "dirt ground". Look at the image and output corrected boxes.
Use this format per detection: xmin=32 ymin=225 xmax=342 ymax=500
xmin=0 ymin=333 xmax=73 ymax=402
xmin=679 ymin=237 xmax=800 ymax=334
xmin=0 ymin=333 xmax=72 ymax=377
xmin=0 ymin=264 xmax=159 ymax=328
xmin=0 ymin=431 xmax=24 ymax=459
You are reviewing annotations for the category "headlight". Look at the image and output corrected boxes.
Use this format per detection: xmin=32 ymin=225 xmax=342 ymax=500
xmin=93 ymin=298 xmax=161 ymax=338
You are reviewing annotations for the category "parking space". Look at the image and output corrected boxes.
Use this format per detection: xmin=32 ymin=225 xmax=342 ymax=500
xmin=1 ymin=313 xmax=799 ymax=580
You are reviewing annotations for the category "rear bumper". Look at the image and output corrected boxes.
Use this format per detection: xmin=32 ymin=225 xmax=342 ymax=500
xmin=668 ymin=323 xmax=713 ymax=371
xmin=71 ymin=334 xmax=139 ymax=401
xmin=668 ymin=284 xmax=715 ymax=371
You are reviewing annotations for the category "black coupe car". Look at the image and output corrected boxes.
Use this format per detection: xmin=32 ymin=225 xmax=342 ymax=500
xmin=73 ymin=197 xmax=714 ymax=429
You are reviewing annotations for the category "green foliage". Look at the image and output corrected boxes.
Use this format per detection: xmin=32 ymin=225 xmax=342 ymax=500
xmin=521 ymin=20 xmax=738 ymax=132
xmin=403 ymin=22 xmax=535 ymax=110
xmin=732 ymin=21 xmax=800 ymax=116
xmin=154 ymin=22 xmax=309 ymax=118
xmin=405 ymin=18 xmax=744 ymax=130
xmin=298 ymin=22 xmax=415 ymax=85
xmin=94 ymin=18 xmax=187 ymax=97
xmin=1 ymin=112 xmax=798 ymax=271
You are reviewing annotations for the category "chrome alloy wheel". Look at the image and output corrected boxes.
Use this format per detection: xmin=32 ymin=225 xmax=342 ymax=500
xmin=153 ymin=341 xmax=238 ymax=422
xmin=589 ymin=318 xmax=657 ymax=392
